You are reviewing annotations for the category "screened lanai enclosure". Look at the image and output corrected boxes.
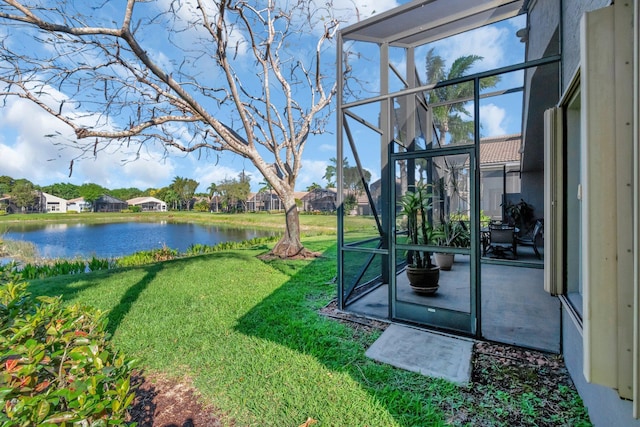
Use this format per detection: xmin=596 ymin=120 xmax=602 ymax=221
xmin=336 ymin=0 xmax=562 ymax=352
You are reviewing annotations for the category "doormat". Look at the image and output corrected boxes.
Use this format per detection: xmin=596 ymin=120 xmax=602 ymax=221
xmin=365 ymin=324 xmax=473 ymax=384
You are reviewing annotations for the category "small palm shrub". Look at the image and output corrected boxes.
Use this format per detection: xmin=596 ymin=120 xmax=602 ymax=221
xmin=0 ymin=274 xmax=137 ymax=426
xmin=185 ymin=236 xmax=279 ymax=256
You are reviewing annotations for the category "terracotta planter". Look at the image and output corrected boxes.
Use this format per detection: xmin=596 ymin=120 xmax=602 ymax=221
xmin=434 ymin=253 xmax=455 ymax=271
xmin=406 ymin=265 xmax=440 ymax=294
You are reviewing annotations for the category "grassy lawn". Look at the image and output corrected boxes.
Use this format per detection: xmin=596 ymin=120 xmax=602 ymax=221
xmin=22 ymin=234 xmax=590 ymax=426
xmin=26 ymin=236 xmax=457 ymax=426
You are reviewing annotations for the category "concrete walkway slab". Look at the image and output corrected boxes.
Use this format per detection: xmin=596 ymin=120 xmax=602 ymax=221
xmin=365 ymin=324 xmax=473 ymax=384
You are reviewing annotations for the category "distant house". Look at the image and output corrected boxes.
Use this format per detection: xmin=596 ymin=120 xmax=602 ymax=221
xmin=93 ymin=195 xmax=128 ymax=212
xmin=248 ymin=191 xmax=283 ymax=212
xmin=0 ymin=195 xmax=14 ymax=213
xmin=67 ymin=197 xmax=91 ymax=213
xmin=127 ymin=196 xmax=167 ymax=212
xmin=40 ymin=192 xmax=68 ymax=213
xmin=354 ymin=179 xmax=389 ymax=217
xmin=479 ymin=134 xmax=522 ymax=220
xmin=300 ymin=188 xmax=336 ymax=212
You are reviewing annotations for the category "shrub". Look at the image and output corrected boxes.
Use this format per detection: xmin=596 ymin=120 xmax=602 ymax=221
xmin=87 ymin=256 xmax=112 ymax=272
xmin=184 ymin=236 xmax=279 ymax=257
xmin=193 ymin=200 xmax=209 ymax=212
xmin=0 ymin=278 xmax=137 ymax=425
xmin=116 ymin=244 xmax=178 ymax=267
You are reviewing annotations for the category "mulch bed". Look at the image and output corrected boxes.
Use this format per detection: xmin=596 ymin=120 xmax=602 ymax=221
xmin=126 ymin=374 xmax=227 ymax=427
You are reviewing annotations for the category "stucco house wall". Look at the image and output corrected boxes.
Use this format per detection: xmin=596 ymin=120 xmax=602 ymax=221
xmin=548 ymin=0 xmax=639 ymax=424
xmin=561 ymin=0 xmax=610 ymax=91
xmin=41 ymin=192 xmax=68 ymax=213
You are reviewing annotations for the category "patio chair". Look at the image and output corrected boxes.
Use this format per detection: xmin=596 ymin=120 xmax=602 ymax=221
xmin=517 ymin=219 xmax=543 ymax=259
xmin=486 ymin=224 xmax=517 ymax=259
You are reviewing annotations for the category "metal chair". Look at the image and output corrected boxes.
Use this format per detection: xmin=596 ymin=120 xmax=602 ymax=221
xmin=486 ymin=224 xmax=517 ymax=259
xmin=517 ymin=219 xmax=543 ymax=259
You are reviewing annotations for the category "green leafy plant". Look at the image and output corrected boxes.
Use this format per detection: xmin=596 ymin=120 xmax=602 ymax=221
xmin=0 ymin=279 xmax=137 ymax=426
xmin=398 ymin=184 xmax=437 ymax=268
xmin=87 ymin=256 xmax=112 ymax=272
xmin=193 ymin=200 xmax=209 ymax=212
xmin=503 ymin=199 xmax=534 ymax=230
xmin=434 ymin=219 xmax=469 ymax=248
xmin=116 ymin=245 xmax=178 ymax=267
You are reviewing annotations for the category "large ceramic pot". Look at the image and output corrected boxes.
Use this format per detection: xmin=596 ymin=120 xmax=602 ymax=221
xmin=406 ymin=265 xmax=440 ymax=295
xmin=434 ymin=253 xmax=455 ymax=271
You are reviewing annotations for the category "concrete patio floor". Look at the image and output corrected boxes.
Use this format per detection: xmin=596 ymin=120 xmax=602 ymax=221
xmin=346 ymin=248 xmax=560 ymax=353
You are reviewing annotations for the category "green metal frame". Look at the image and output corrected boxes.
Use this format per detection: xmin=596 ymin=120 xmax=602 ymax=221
xmin=336 ymin=1 xmax=562 ymax=338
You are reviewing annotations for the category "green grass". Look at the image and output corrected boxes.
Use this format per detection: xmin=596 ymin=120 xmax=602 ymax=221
xmin=26 ymin=236 xmax=454 ymax=426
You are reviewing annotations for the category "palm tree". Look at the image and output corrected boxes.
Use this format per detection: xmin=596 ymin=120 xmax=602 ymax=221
xmin=164 ymin=189 xmax=180 ymax=211
xmin=323 ymin=157 xmax=348 ymax=188
xmin=425 ymin=48 xmax=500 ymax=145
xmin=306 ymin=182 xmax=322 ymax=191
xmin=258 ymin=181 xmax=273 ymax=211
xmin=206 ymin=183 xmax=218 ymax=212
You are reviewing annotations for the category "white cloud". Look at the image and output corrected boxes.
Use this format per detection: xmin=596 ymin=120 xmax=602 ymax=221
xmin=0 ymin=97 xmax=181 ymax=190
xmin=436 ymin=26 xmax=509 ymax=71
xmin=479 ymin=104 xmax=507 ymax=137
xmin=297 ymin=159 xmax=329 ymax=191
xmin=190 ymin=161 xmax=249 ymax=192
xmin=0 ymin=99 xmax=76 ymax=180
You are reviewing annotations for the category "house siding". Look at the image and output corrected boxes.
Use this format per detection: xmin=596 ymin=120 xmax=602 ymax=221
xmin=562 ymin=311 xmax=640 ymax=426
xmin=561 ymin=0 xmax=610 ymax=92
xmin=556 ymin=0 xmax=640 ymax=424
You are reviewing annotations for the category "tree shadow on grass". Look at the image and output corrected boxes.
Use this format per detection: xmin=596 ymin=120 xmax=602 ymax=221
xmin=233 ymin=244 xmax=454 ymax=426
xmin=27 ymin=260 xmax=177 ymax=335
xmin=103 ymin=264 xmax=163 ymax=336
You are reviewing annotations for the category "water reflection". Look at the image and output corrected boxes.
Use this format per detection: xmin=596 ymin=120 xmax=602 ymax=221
xmin=3 ymin=221 xmax=276 ymax=259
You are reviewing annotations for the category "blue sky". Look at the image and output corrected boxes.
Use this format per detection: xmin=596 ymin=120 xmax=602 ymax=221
xmin=0 ymin=1 xmax=525 ymax=193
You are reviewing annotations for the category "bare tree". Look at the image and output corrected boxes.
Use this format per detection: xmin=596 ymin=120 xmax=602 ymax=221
xmin=0 ymin=0 xmax=341 ymax=258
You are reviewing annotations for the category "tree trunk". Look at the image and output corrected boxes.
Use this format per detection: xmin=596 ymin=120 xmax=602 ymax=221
xmin=269 ymin=200 xmax=316 ymax=259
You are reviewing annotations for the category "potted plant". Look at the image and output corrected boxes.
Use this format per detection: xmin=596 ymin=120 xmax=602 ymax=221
xmin=433 ymin=220 xmax=469 ymax=271
xmin=503 ymin=199 xmax=534 ymax=234
xmin=398 ymin=184 xmax=440 ymax=294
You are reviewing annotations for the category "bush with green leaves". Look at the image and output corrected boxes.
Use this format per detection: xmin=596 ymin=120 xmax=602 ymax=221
xmin=184 ymin=236 xmax=279 ymax=256
xmin=0 ymin=276 xmax=137 ymax=426
xmin=193 ymin=200 xmax=210 ymax=212
xmin=115 ymin=245 xmax=178 ymax=267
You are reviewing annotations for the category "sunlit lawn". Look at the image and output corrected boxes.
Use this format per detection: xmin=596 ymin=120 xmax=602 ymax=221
xmin=27 ymin=236 xmax=456 ymax=427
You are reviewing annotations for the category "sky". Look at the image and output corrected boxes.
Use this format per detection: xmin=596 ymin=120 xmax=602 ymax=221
xmin=0 ymin=1 xmax=525 ymax=194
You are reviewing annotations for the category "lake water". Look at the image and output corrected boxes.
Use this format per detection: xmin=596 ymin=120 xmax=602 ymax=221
xmin=2 ymin=221 xmax=276 ymax=259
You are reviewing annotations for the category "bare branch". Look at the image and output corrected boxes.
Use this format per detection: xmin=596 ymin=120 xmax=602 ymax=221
xmin=0 ymin=0 xmax=347 ymax=257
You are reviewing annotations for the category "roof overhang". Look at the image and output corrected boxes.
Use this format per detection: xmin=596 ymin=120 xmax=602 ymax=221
xmin=341 ymin=0 xmax=526 ymax=48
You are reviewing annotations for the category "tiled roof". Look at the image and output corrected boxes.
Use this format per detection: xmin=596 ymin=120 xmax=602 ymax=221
xmin=480 ymin=134 xmax=521 ymax=165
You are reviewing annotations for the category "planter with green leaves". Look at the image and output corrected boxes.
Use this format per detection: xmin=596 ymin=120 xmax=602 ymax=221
xmin=503 ymin=199 xmax=535 ymax=234
xmin=434 ymin=219 xmax=470 ymax=271
xmin=399 ymin=184 xmax=440 ymax=294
